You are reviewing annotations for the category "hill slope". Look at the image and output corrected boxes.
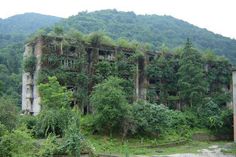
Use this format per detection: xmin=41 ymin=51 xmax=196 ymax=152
xmin=0 ymin=13 xmax=62 ymax=48
xmin=0 ymin=13 xmax=62 ymax=102
xmin=61 ymin=9 xmax=236 ymax=62
xmin=0 ymin=13 xmax=62 ymax=35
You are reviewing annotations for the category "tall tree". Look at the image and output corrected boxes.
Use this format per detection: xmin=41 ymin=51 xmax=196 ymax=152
xmin=90 ymin=76 xmax=130 ymax=135
xmin=177 ymin=39 xmax=208 ymax=108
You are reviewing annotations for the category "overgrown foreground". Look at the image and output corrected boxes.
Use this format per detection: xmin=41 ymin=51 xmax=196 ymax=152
xmin=0 ymin=75 xmax=234 ymax=156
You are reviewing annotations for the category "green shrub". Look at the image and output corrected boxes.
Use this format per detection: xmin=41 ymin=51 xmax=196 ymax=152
xmin=59 ymin=110 xmax=82 ymax=157
xmin=182 ymin=110 xmax=199 ymax=128
xmin=23 ymin=55 xmax=36 ymax=73
xmin=37 ymin=134 xmax=58 ymax=157
xmin=0 ymin=123 xmax=7 ymax=137
xmin=0 ymin=127 xmax=37 ymax=157
xmin=214 ymin=108 xmax=233 ymax=135
xmin=80 ymin=115 xmax=96 ymax=134
xmin=38 ymin=76 xmax=73 ymax=110
xmin=197 ymin=100 xmax=233 ymax=135
xmin=36 ymin=76 xmax=74 ymax=137
xmin=132 ymin=101 xmax=172 ymax=136
xmin=0 ymin=97 xmax=18 ymax=131
xmin=19 ymin=115 xmax=37 ymax=130
xmin=86 ymin=32 xmax=115 ymax=46
xmin=90 ymin=76 xmax=130 ymax=135
xmin=36 ymin=108 xmax=73 ymax=137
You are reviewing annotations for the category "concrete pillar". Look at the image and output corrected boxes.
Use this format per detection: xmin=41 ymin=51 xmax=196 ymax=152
xmin=232 ymin=69 xmax=236 ymax=142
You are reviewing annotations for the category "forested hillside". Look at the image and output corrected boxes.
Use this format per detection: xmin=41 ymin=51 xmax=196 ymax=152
xmin=0 ymin=13 xmax=61 ymax=103
xmin=60 ymin=9 xmax=236 ymax=63
xmin=0 ymin=13 xmax=62 ymax=35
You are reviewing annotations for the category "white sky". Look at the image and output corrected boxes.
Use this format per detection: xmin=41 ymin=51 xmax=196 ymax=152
xmin=0 ymin=0 xmax=236 ymax=39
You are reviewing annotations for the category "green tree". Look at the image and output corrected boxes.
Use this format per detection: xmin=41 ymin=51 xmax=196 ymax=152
xmin=37 ymin=76 xmax=73 ymax=136
xmin=90 ymin=76 xmax=130 ymax=135
xmin=54 ymin=26 xmax=64 ymax=36
xmin=203 ymin=51 xmax=231 ymax=106
xmin=0 ymin=97 xmax=18 ymax=131
xmin=23 ymin=55 xmax=36 ymax=73
xmin=177 ymin=39 xmax=208 ymax=108
xmin=132 ymin=101 xmax=173 ymax=136
xmin=147 ymin=51 xmax=177 ymax=105
xmin=36 ymin=108 xmax=73 ymax=137
xmin=61 ymin=110 xmax=81 ymax=157
xmin=37 ymin=134 xmax=58 ymax=157
xmin=38 ymin=76 xmax=73 ymax=109
xmin=0 ymin=127 xmax=37 ymax=157
xmin=94 ymin=61 xmax=113 ymax=83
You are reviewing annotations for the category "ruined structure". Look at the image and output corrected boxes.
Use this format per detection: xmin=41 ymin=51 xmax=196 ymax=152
xmin=22 ymin=35 xmax=232 ymax=115
xmin=22 ymin=35 xmax=153 ymax=115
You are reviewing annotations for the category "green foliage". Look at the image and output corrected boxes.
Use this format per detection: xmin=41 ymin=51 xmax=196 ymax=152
xmin=38 ymin=76 xmax=73 ymax=109
xmin=198 ymin=100 xmax=233 ymax=134
xmin=0 ymin=43 xmax=22 ymax=103
xmin=198 ymin=100 xmax=221 ymax=126
xmin=132 ymin=101 xmax=173 ymax=136
xmin=53 ymin=26 xmax=64 ymax=36
xmin=86 ymin=32 xmax=115 ymax=46
xmin=60 ymin=110 xmax=81 ymax=157
xmin=59 ymin=9 xmax=236 ymax=63
xmin=0 ymin=97 xmax=18 ymax=131
xmin=0 ymin=13 xmax=61 ymax=35
xmin=116 ymin=38 xmax=133 ymax=48
xmin=23 ymin=55 xmax=36 ymax=73
xmin=147 ymin=51 xmax=177 ymax=105
xmin=94 ymin=61 xmax=115 ymax=83
xmin=219 ymin=108 xmax=233 ymax=135
xmin=19 ymin=115 xmax=37 ymax=131
xmin=0 ymin=123 xmax=8 ymax=137
xmin=37 ymin=134 xmax=58 ymax=157
xmin=0 ymin=127 xmax=37 ymax=157
xmin=178 ymin=39 xmax=208 ymax=107
xmin=37 ymin=76 xmax=75 ymax=137
xmin=90 ymin=76 xmax=130 ymax=135
xmin=203 ymin=51 xmax=231 ymax=106
xmin=36 ymin=108 xmax=73 ymax=137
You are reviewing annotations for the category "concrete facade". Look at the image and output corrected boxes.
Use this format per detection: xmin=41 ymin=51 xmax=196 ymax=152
xmin=22 ymin=35 xmax=232 ymax=117
xmin=22 ymin=39 xmax=43 ymax=115
xmin=21 ymin=36 xmax=150 ymax=115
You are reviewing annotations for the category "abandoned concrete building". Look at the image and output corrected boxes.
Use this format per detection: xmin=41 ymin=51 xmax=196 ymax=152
xmin=22 ymin=35 xmax=155 ymax=115
xmin=22 ymin=35 xmax=232 ymax=115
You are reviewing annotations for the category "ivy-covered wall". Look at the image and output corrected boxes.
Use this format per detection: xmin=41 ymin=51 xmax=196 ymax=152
xmin=22 ymin=35 xmax=232 ymax=115
xmin=28 ymin=35 xmax=146 ymax=114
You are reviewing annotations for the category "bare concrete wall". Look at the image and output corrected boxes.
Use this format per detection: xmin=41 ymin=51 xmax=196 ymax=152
xmin=22 ymin=38 xmax=43 ymax=115
xmin=22 ymin=44 xmax=34 ymax=114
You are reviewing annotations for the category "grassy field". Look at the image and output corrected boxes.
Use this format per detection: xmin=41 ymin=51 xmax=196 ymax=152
xmin=85 ymin=135 xmax=230 ymax=156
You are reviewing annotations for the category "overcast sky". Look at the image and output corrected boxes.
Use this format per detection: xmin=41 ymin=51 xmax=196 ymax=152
xmin=0 ymin=0 xmax=235 ymax=39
